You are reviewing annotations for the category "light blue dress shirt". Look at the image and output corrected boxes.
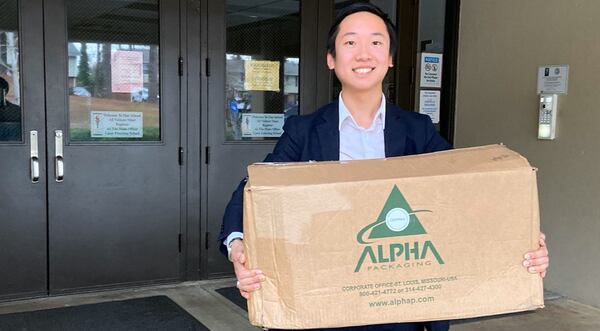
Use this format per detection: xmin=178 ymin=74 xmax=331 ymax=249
xmin=338 ymin=92 xmax=386 ymax=161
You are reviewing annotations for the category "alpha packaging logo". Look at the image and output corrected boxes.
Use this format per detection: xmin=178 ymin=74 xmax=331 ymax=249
xmin=354 ymin=185 xmax=444 ymax=272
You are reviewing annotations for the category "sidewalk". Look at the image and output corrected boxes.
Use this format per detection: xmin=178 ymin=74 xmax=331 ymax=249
xmin=1 ymin=278 xmax=599 ymax=330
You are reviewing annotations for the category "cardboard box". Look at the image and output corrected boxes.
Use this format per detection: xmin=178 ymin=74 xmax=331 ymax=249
xmin=243 ymin=144 xmax=544 ymax=329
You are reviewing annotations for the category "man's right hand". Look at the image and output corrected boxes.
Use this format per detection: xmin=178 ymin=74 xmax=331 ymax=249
xmin=230 ymin=239 xmax=265 ymax=299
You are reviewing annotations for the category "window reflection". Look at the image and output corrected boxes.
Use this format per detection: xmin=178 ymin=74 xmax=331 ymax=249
xmin=225 ymin=0 xmax=300 ymax=141
xmin=67 ymin=0 xmax=160 ymax=141
xmin=283 ymin=57 xmax=299 ymax=120
xmin=0 ymin=0 xmax=22 ymax=141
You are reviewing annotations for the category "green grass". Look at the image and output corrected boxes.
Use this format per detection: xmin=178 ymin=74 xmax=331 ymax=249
xmin=70 ymin=127 xmax=160 ymax=142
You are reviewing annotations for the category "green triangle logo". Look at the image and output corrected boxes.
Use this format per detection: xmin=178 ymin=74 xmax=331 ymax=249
xmin=357 ymin=185 xmax=429 ymax=244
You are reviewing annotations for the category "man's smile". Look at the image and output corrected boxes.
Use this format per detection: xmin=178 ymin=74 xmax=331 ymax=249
xmin=353 ymin=67 xmax=375 ymax=74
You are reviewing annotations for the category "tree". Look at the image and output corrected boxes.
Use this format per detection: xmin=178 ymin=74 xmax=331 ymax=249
xmin=93 ymin=43 xmax=112 ymax=98
xmin=77 ymin=43 xmax=92 ymax=90
xmin=148 ymin=45 xmax=159 ymax=103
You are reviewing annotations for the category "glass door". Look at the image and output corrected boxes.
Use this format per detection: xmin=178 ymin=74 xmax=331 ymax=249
xmin=205 ymin=0 xmax=302 ymax=275
xmin=44 ymin=0 xmax=183 ymax=293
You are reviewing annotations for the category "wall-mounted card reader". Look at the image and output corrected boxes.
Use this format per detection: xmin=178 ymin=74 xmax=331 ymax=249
xmin=538 ymin=94 xmax=558 ymax=140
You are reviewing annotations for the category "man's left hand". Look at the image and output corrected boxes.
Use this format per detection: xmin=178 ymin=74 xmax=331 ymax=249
xmin=523 ymin=232 xmax=549 ymax=278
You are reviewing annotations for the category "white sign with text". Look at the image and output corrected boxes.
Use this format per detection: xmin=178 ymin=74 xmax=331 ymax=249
xmin=537 ymin=65 xmax=569 ymax=94
xmin=90 ymin=111 xmax=143 ymax=138
xmin=241 ymin=113 xmax=285 ymax=138
xmin=419 ymin=90 xmax=441 ymax=124
xmin=111 ymin=51 xmax=144 ymax=93
xmin=420 ymin=53 xmax=443 ymax=88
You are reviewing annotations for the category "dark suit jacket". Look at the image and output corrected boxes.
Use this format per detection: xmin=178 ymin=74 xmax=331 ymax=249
xmin=218 ymin=101 xmax=452 ymax=331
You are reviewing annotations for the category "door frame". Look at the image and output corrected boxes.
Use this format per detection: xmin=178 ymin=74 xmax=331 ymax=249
xmin=183 ymin=0 xmax=202 ymax=280
xmin=197 ymin=0 xmax=323 ymax=278
xmin=42 ymin=0 xmax=186 ymax=293
xmin=0 ymin=0 xmax=48 ymax=302
xmin=439 ymin=0 xmax=460 ymax=143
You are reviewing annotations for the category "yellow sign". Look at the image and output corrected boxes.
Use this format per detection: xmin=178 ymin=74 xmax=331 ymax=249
xmin=244 ymin=60 xmax=280 ymax=92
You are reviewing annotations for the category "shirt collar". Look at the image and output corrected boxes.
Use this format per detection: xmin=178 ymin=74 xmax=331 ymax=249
xmin=338 ymin=92 xmax=386 ymax=130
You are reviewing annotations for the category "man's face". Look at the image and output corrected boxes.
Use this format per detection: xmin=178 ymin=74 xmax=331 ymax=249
xmin=327 ymin=11 xmax=393 ymax=94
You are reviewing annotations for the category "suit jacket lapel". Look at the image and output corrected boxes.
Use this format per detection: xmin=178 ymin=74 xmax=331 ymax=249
xmin=315 ymin=102 xmax=340 ymax=161
xmin=384 ymin=103 xmax=407 ymax=157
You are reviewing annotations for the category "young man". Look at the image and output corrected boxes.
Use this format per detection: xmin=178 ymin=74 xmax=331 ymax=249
xmin=219 ymin=3 xmax=549 ymax=330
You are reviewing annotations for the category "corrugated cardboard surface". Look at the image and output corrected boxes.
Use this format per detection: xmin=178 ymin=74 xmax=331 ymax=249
xmin=243 ymin=145 xmax=544 ymax=329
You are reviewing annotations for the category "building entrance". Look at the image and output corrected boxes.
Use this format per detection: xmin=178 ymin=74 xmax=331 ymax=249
xmin=0 ymin=0 xmax=183 ymax=299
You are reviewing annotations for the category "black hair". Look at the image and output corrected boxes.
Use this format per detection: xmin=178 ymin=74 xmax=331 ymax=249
xmin=326 ymin=1 xmax=397 ymax=58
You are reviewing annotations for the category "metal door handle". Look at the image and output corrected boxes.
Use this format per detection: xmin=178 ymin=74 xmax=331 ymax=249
xmin=30 ymin=131 xmax=39 ymax=183
xmin=55 ymin=130 xmax=64 ymax=182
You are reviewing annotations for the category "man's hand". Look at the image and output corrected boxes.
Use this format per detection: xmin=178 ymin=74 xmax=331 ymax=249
xmin=230 ymin=239 xmax=265 ymax=299
xmin=523 ymin=232 xmax=549 ymax=278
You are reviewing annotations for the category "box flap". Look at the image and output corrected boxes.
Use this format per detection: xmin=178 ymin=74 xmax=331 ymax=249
xmin=247 ymin=144 xmax=532 ymax=187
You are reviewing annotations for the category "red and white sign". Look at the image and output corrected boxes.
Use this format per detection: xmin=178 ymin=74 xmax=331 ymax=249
xmin=111 ymin=50 xmax=144 ymax=93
